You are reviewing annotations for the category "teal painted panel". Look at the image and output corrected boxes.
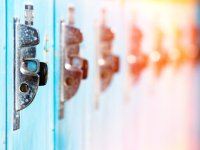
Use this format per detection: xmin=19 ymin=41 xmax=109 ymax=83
xmin=78 ymin=1 xmax=101 ymax=150
xmin=54 ymin=0 xmax=91 ymax=150
xmin=6 ymin=0 xmax=54 ymax=150
xmin=0 ymin=0 xmax=6 ymax=149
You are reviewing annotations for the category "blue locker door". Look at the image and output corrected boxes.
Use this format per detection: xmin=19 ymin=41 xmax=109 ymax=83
xmin=54 ymin=0 xmax=88 ymax=150
xmin=0 ymin=0 xmax=6 ymax=149
xmin=79 ymin=1 xmax=101 ymax=149
xmin=6 ymin=0 xmax=54 ymax=150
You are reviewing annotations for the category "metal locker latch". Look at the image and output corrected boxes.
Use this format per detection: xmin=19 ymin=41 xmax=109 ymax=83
xmin=13 ymin=4 xmax=48 ymax=130
xmin=98 ymin=10 xmax=120 ymax=91
xmin=149 ymin=28 xmax=168 ymax=77
xmin=127 ymin=25 xmax=148 ymax=82
xmin=168 ymin=27 xmax=187 ymax=69
xmin=59 ymin=6 xmax=88 ymax=119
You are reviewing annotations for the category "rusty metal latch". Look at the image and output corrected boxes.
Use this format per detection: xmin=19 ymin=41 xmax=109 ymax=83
xmin=59 ymin=5 xmax=88 ymax=119
xmin=98 ymin=10 xmax=120 ymax=92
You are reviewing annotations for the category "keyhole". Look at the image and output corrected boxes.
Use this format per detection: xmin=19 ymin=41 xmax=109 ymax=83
xmin=20 ymin=83 xmax=29 ymax=93
xmin=65 ymin=77 xmax=74 ymax=86
xmin=101 ymin=71 xmax=107 ymax=79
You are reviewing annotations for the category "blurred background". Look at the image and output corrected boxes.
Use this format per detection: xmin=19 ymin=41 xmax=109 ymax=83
xmin=1 ymin=0 xmax=200 ymax=150
xmin=87 ymin=0 xmax=200 ymax=150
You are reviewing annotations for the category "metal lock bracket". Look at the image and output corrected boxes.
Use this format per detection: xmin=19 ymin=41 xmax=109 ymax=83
xmin=59 ymin=6 xmax=88 ymax=119
xmin=149 ymin=29 xmax=168 ymax=76
xmin=127 ymin=25 xmax=148 ymax=82
xmin=13 ymin=4 xmax=48 ymax=130
xmin=98 ymin=11 xmax=120 ymax=91
xmin=127 ymin=53 xmax=148 ymax=81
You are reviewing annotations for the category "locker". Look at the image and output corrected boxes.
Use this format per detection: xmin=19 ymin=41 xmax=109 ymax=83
xmin=197 ymin=3 xmax=200 ymax=145
xmin=83 ymin=1 xmax=125 ymax=150
xmin=0 ymin=0 xmax=6 ymax=149
xmin=54 ymin=0 xmax=89 ymax=150
xmin=55 ymin=0 xmax=125 ymax=150
xmin=0 ymin=0 xmax=199 ymax=150
xmin=6 ymin=0 xmax=54 ymax=150
xmin=122 ymin=1 xmax=200 ymax=150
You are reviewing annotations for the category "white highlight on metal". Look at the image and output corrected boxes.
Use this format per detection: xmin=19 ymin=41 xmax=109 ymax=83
xmin=150 ymin=51 xmax=161 ymax=62
xmin=65 ymin=63 xmax=71 ymax=70
xmin=98 ymin=59 xmax=105 ymax=66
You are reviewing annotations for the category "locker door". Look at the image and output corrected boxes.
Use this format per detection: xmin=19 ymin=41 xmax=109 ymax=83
xmin=197 ymin=3 xmax=200 ymax=144
xmin=0 ymin=0 xmax=6 ymax=149
xmin=79 ymin=1 xmax=101 ymax=150
xmin=6 ymin=0 xmax=54 ymax=150
xmin=84 ymin=1 xmax=125 ymax=150
xmin=123 ymin=1 xmax=200 ymax=150
xmin=54 ymin=0 xmax=88 ymax=150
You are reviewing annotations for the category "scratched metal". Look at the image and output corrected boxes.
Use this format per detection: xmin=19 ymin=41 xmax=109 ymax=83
xmin=60 ymin=18 xmax=88 ymax=119
xmin=17 ymin=24 xmax=39 ymax=47
xmin=13 ymin=17 xmax=40 ymax=130
xmin=99 ymin=25 xmax=120 ymax=91
xmin=127 ymin=25 xmax=149 ymax=82
xmin=65 ymin=26 xmax=83 ymax=44
xmin=55 ymin=0 xmax=89 ymax=149
xmin=7 ymin=0 xmax=53 ymax=149
xmin=60 ymin=22 xmax=83 ymax=102
xmin=88 ymin=1 xmax=125 ymax=150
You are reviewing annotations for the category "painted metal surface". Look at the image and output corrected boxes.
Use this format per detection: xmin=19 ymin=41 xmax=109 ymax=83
xmin=0 ymin=0 xmax=199 ymax=150
xmin=82 ymin=1 xmax=125 ymax=150
xmin=0 ymin=0 xmax=6 ymax=149
xmin=54 ymin=0 xmax=88 ymax=150
xmin=6 ymin=0 xmax=54 ymax=149
xmin=54 ymin=1 xmax=123 ymax=150
xmin=122 ymin=2 xmax=200 ymax=150
xmin=197 ymin=3 xmax=200 ymax=146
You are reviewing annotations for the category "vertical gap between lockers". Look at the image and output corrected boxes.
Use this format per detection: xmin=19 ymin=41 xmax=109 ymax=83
xmin=5 ymin=0 xmax=8 ymax=149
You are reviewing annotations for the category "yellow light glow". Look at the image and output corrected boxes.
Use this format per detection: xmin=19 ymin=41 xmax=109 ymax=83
xmin=169 ymin=48 xmax=181 ymax=61
xmin=126 ymin=0 xmax=196 ymax=4
xmin=150 ymin=51 xmax=161 ymax=62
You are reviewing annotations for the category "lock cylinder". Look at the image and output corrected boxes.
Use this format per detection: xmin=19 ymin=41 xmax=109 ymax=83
xmin=13 ymin=3 xmax=48 ymax=130
xmin=59 ymin=5 xmax=88 ymax=119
